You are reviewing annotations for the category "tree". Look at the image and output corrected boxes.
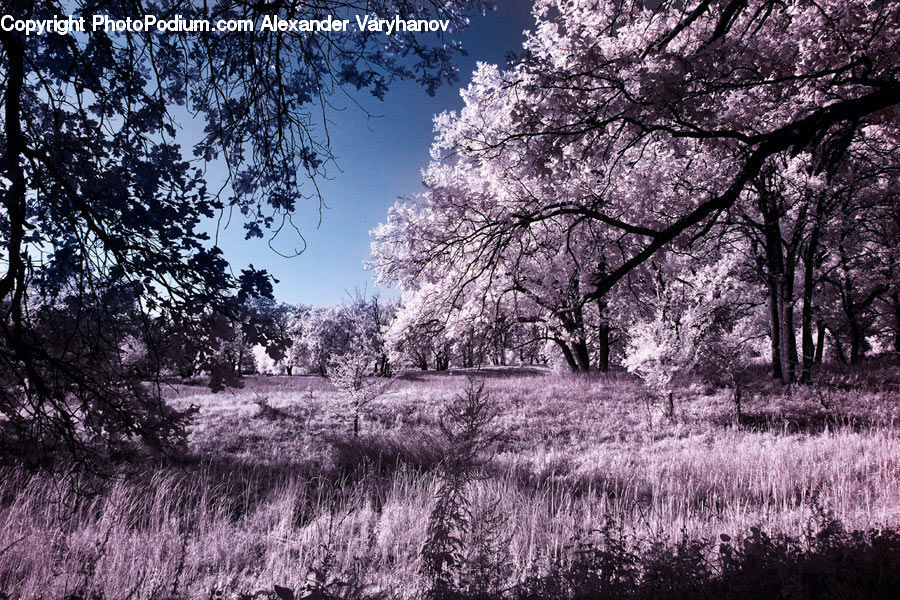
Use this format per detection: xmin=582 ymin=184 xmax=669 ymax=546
xmin=373 ymin=0 xmax=900 ymax=379
xmin=733 ymin=122 xmax=900 ymax=381
xmin=383 ymin=285 xmax=452 ymax=372
xmin=818 ymin=126 xmax=900 ymax=365
xmin=247 ymin=299 xmax=298 ymax=375
xmin=623 ymin=251 xmax=760 ymax=418
xmin=287 ymin=294 xmax=394 ymax=376
xmin=460 ymin=0 xmax=900 ymax=303
xmin=0 ymin=0 xmax=487 ymax=469
xmin=372 ymin=156 xmax=614 ymax=372
xmin=326 ymin=349 xmax=393 ymax=436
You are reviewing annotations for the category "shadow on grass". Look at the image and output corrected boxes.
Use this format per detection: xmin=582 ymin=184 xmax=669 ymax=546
xmin=732 ymin=410 xmax=888 ymax=434
xmin=396 ymin=365 xmax=551 ymax=382
xmin=325 ymin=431 xmax=447 ymax=479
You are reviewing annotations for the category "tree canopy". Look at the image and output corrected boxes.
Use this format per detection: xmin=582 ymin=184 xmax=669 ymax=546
xmin=372 ymin=0 xmax=900 ymax=374
xmin=0 ymin=0 xmax=488 ymax=469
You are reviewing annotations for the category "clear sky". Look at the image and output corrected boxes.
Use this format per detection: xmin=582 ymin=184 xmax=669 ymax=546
xmin=208 ymin=3 xmax=535 ymax=306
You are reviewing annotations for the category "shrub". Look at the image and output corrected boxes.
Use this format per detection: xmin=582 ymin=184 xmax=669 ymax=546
xmin=326 ymin=351 xmax=393 ymax=436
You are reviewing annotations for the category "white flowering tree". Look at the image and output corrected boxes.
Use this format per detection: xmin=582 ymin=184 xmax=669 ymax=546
xmin=624 ymin=252 xmax=760 ymax=419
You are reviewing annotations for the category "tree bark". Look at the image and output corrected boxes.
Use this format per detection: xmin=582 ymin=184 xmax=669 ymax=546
xmin=0 ymin=31 xmax=29 ymax=333
xmin=779 ymin=272 xmax=795 ymax=384
xmin=784 ymin=250 xmax=800 ymax=379
xmin=814 ymin=320 xmax=825 ymax=364
xmin=596 ymin=298 xmax=611 ymax=373
xmin=839 ymin=276 xmax=864 ymax=365
xmin=434 ymin=350 xmax=449 ymax=371
xmin=830 ymin=327 xmax=848 ymax=365
xmin=787 ymin=303 xmax=799 ymax=372
xmin=849 ymin=321 xmax=864 ymax=365
xmin=760 ymin=186 xmax=785 ymax=380
xmin=556 ymin=339 xmax=579 ymax=372
xmin=597 ymin=322 xmax=610 ymax=373
xmin=800 ymin=201 xmax=822 ymax=384
xmin=767 ymin=281 xmax=783 ymax=379
xmin=572 ymin=339 xmax=591 ymax=372
xmin=893 ymin=292 xmax=900 ymax=357
xmin=556 ymin=304 xmax=591 ymax=372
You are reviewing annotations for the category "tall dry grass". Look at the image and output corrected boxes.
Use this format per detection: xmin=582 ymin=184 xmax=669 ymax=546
xmin=1 ymin=365 xmax=899 ymax=598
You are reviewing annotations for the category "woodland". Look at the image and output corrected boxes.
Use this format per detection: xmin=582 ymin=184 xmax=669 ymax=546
xmin=1 ymin=1 xmax=899 ymax=599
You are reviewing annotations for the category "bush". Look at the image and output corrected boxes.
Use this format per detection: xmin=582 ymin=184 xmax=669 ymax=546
xmin=510 ymin=518 xmax=900 ymax=600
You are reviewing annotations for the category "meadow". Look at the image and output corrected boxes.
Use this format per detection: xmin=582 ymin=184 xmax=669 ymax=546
xmin=2 ymin=362 xmax=900 ymax=599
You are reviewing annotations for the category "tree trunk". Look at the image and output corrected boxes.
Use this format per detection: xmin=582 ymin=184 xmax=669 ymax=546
xmin=0 ymin=31 xmax=28 ymax=319
xmin=801 ymin=302 xmax=815 ymax=383
xmin=558 ymin=306 xmax=591 ymax=372
xmin=556 ymin=340 xmax=579 ymax=372
xmin=787 ymin=311 xmax=799 ymax=372
xmin=376 ymin=355 xmax=390 ymax=377
xmin=779 ymin=273 xmax=795 ymax=384
xmin=839 ymin=284 xmax=864 ymax=365
xmin=814 ymin=320 xmax=825 ymax=364
xmin=768 ymin=281 xmax=783 ymax=379
xmin=830 ymin=327 xmax=848 ymax=365
xmin=761 ymin=186 xmax=784 ymax=380
xmin=597 ymin=322 xmax=610 ymax=373
xmin=285 ymin=365 xmax=293 ymax=376
xmin=572 ymin=339 xmax=591 ymax=372
xmin=800 ymin=211 xmax=821 ymax=384
xmin=891 ymin=291 xmax=900 ymax=357
xmin=784 ymin=252 xmax=799 ymax=379
xmin=849 ymin=321 xmax=864 ymax=365
xmin=596 ymin=298 xmax=611 ymax=373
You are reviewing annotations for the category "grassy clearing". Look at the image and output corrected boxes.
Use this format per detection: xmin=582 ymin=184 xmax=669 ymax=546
xmin=2 ymin=363 xmax=900 ymax=598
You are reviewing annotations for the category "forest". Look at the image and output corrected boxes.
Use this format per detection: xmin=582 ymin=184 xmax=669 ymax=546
xmin=1 ymin=1 xmax=900 ymax=599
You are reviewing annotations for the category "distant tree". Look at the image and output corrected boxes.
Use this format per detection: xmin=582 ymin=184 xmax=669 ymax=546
xmin=326 ymin=349 xmax=393 ymax=436
xmin=367 ymin=294 xmax=398 ymax=377
xmin=252 ymin=299 xmax=299 ymax=374
xmin=214 ymin=298 xmax=294 ymax=377
xmin=384 ymin=287 xmax=445 ymax=371
xmin=623 ymin=251 xmax=760 ymax=417
xmin=817 ymin=128 xmax=900 ymax=365
xmin=292 ymin=306 xmax=350 ymax=376
xmin=0 ymin=0 xmax=487 ymax=469
xmin=288 ymin=294 xmax=394 ymax=376
xmin=372 ymin=189 xmax=611 ymax=372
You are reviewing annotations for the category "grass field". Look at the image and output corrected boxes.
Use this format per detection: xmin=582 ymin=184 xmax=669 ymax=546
xmin=2 ymin=362 xmax=900 ymax=599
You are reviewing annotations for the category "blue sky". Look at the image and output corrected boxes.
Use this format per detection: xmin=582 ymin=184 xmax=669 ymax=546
xmin=207 ymin=3 xmax=534 ymax=306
